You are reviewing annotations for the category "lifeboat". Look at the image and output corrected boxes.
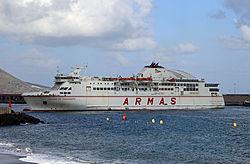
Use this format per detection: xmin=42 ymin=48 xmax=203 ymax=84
xmin=119 ymin=77 xmax=135 ymax=81
xmin=119 ymin=77 xmax=135 ymax=82
xmin=168 ymin=78 xmax=175 ymax=82
xmin=136 ymin=77 xmax=152 ymax=81
xmin=109 ymin=78 xmax=118 ymax=81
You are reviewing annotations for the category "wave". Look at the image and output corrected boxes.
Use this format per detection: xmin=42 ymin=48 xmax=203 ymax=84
xmin=20 ymin=153 xmax=83 ymax=164
xmin=0 ymin=141 xmax=85 ymax=164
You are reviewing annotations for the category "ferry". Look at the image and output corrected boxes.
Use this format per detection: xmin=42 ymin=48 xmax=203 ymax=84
xmin=22 ymin=62 xmax=225 ymax=111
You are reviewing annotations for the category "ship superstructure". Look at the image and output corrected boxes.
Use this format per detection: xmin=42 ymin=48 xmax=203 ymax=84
xmin=22 ymin=63 xmax=225 ymax=111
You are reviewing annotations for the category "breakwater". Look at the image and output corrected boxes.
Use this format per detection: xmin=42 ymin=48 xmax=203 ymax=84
xmin=0 ymin=112 xmax=44 ymax=126
xmin=223 ymin=94 xmax=250 ymax=106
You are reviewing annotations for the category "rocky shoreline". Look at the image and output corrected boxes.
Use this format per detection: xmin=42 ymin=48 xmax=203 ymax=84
xmin=0 ymin=112 xmax=44 ymax=126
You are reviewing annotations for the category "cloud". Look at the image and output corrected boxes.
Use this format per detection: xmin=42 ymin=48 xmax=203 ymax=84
xmin=146 ymin=43 xmax=199 ymax=68
xmin=216 ymin=0 xmax=250 ymax=50
xmin=224 ymin=0 xmax=250 ymax=25
xmin=164 ymin=43 xmax=200 ymax=54
xmin=217 ymin=35 xmax=250 ymax=50
xmin=0 ymin=48 xmax=60 ymax=85
xmin=209 ymin=10 xmax=226 ymax=19
xmin=240 ymin=25 xmax=250 ymax=42
xmin=147 ymin=52 xmax=188 ymax=68
xmin=149 ymin=52 xmax=172 ymax=62
xmin=18 ymin=48 xmax=60 ymax=68
xmin=106 ymin=53 xmax=129 ymax=65
xmin=0 ymin=0 xmax=155 ymax=50
xmin=111 ymin=37 xmax=156 ymax=51
xmin=177 ymin=43 xmax=200 ymax=53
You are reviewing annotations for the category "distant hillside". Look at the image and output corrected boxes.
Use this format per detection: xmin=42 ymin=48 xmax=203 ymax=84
xmin=0 ymin=68 xmax=48 ymax=94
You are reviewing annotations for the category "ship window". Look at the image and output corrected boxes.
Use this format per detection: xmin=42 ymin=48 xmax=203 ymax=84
xmin=209 ymin=88 xmax=219 ymax=92
xmin=68 ymin=92 xmax=71 ymax=94
xmin=111 ymin=88 xmax=114 ymax=90
xmin=64 ymin=92 xmax=67 ymax=94
xmin=100 ymin=88 xmax=103 ymax=90
xmin=205 ymin=84 xmax=219 ymax=87
xmin=68 ymin=87 xmax=72 ymax=90
xmin=97 ymin=88 xmax=99 ymax=90
xmin=107 ymin=88 xmax=110 ymax=90
xmin=93 ymin=87 xmax=96 ymax=90
xmin=60 ymin=92 xmax=63 ymax=94
xmin=60 ymin=87 xmax=64 ymax=90
xmin=43 ymin=101 xmax=47 ymax=105
xmin=104 ymin=88 xmax=107 ymax=90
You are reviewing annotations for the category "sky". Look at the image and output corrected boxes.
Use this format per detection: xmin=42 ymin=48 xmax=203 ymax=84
xmin=0 ymin=0 xmax=250 ymax=94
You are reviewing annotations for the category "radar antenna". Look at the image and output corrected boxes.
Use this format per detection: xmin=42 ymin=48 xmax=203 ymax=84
xmin=56 ymin=66 xmax=60 ymax=74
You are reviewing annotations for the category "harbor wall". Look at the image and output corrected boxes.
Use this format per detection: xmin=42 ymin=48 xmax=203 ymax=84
xmin=223 ymin=94 xmax=250 ymax=106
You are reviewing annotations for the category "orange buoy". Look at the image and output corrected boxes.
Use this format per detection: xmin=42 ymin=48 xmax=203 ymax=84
xmin=123 ymin=112 xmax=127 ymax=120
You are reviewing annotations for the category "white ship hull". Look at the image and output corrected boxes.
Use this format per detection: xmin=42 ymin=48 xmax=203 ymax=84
xmin=23 ymin=95 xmax=224 ymax=111
xmin=22 ymin=63 xmax=225 ymax=111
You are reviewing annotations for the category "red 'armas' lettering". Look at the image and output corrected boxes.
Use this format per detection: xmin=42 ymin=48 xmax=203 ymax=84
xmin=171 ymin=97 xmax=176 ymax=105
xmin=147 ymin=98 xmax=154 ymax=105
xmin=159 ymin=98 xmax=165 ymax=105
xmin=135 ymin=98 xmax=142 ymax=105
xmin=123 ymin=98 xmax=129 ymax=105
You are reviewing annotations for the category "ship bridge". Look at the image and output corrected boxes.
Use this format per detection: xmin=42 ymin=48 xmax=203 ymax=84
xmin=137 ymin=62 xmax=196 ymax=81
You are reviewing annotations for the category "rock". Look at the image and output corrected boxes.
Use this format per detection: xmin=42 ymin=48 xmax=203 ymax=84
xmin=0 ymin=112 xmax=44 ymax=126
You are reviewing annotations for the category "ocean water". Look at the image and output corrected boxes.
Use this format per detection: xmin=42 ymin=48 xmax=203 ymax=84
xmin=0 ymin=104 xmax=250 ymax=164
